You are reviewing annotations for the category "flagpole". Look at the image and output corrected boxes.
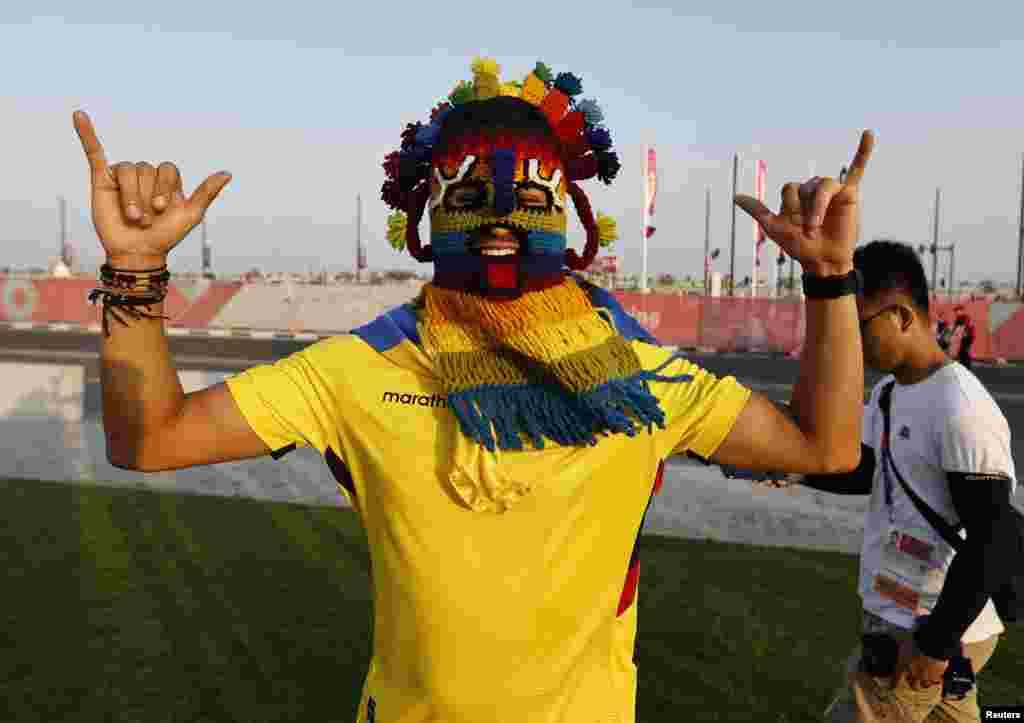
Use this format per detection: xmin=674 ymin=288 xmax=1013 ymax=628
xmin=704 ymin=187 xmax=711 ymax=295
xmin=752 ymin=160 xmax=765 ymax=299
xmin=729 ymin=154 xmax=738 ymax=296
xmin=766 ymin=160 xmax=776 ymax=299
xmin=752 ymin=160 xmax=757 ymax=299
xmin=641 ymin=144 xmax=649 ymax=294
xmin=356 ymin=193 xmax=362 ymax=281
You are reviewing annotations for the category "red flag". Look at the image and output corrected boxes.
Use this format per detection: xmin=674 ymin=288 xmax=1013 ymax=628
xmin=754 ymin=160 xmax=767 ymax=267
xmin=644 ymin=148 xmax=657 ymax=238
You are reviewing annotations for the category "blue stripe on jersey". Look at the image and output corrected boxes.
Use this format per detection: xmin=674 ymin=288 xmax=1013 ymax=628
xmin=352 ymin=278 xmax=656 ymax=352
xmin=351 ymin=303 xmax=420 ymax=352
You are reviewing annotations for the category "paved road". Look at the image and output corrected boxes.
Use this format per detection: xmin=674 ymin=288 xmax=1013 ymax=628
xmin=681 ymin=351 xmax=1024 ymax=470
xmin=2 ymin=327 xmax=1021 ymax=468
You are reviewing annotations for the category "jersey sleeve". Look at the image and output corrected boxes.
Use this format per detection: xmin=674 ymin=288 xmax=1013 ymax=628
xmin=862 ymin=381 xmax=883 ymax=450
xmin=634 ymin=344 xmax=752 ymax=460
xmin=938 ymin=409 xmax=1014 ymax=477
xmin=224 ymin=336 xmax=354 ymax=457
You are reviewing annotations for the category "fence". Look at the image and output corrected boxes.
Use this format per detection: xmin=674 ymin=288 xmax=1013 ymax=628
xmin=2 ymin=277 xmax=1023 ymax=361
xmin=615 ymin=292 xmax=1024 ymax=361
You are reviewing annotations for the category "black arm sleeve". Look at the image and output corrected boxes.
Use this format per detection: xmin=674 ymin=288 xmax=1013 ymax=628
xmin=800 ymin=444 xmax=875 ymax=495
xmin=914 ymin=472 xmax=1018 ymax=660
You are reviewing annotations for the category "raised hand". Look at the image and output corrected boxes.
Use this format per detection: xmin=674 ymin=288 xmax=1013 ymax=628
xmin=73 ymin=110 xmax=232 ymax=268
xmin=735 ymin=130 xmax=875 ymax=277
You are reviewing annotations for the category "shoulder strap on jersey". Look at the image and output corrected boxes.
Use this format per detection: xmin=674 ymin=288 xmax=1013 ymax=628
xmin=878 ymin=380 xmax=965 ymax=550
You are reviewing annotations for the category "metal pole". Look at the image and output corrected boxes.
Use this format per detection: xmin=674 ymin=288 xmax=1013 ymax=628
xmin=704 ymin=187 xmax=711 ymax=295
xmin=1017 ymin=153 xmax=1024 ymax=300
xmin=729 ymin=154 xmax=738 ymax=296
xmin=641 ymin=146 xmax=649 ymax=294
xmin=356 ymin=193 xmax=362 ymax=280
xmin=58 ymin=196 xmax=66 ymax=249
xmin=949 ymin=243 xmax=955 ymax=301
xmin=201 ymin=219 xmax=209 ymax=275
xmin=931 ymin=188 xmax=940 ymax=299
xmin=57 ymin=196 xmax=67 ymax=267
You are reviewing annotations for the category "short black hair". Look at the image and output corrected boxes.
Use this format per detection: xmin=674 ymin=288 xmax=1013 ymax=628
xmin=853 ymin=240 xmax=931 ymax=314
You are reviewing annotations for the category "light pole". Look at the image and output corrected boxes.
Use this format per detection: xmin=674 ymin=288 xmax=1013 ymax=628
xmin=931 ymin=188 xmax=941 ymax=298
xmin=919 ymin=242 xmax=955 ymax=299
xmin=949 ymin=243 xmax=956 ymax=300
xmin=704 ymin=187 xmax=711 ymax=296
xmin=1017 ymin=153 xmax=1024 ymax=300
xmin=729 ymin=154 xmax=738 ymax=296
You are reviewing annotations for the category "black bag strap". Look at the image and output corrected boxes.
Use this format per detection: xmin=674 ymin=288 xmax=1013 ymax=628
xmin=878 ymin=381 xmax=965 ymax=552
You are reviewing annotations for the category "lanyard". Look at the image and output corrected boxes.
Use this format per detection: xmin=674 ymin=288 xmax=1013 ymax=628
xmin=880 ymin=419 xmax=896 ymax=524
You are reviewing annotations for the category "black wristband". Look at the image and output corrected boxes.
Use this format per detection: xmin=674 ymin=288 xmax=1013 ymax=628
xmin=802 ymin=269 xmax=861 ymax=299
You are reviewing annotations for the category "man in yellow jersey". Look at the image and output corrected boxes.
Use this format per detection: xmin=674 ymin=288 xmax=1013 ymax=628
xmin=73 ymin=57 xmax=873 ymax=722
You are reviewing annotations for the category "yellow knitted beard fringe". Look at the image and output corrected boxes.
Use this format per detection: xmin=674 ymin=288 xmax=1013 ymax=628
xmin=416 ymin=278 xmax=641 ymax=396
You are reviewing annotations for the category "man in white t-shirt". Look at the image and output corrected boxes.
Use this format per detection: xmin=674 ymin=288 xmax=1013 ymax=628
xmin=793 ymin=241 xmax=1018 ymax=722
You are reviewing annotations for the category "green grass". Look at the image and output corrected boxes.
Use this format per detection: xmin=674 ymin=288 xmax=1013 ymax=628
xmin=1 ymin=478 xmax=1020 ymax=722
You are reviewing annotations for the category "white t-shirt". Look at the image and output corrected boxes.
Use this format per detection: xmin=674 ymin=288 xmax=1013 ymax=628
xmin=859 ymin=361 xmax=1017 ymax=643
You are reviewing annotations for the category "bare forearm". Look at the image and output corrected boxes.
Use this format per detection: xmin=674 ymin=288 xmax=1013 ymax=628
xmin=788 ymin=336 xmax=813 ymax=426
xmin=99 ymin=271 xmax=186 ymax=466
xmin=795 ymin=285 xmax=863 ymax=469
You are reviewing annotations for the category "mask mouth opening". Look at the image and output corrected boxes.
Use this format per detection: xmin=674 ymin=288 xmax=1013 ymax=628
xmin=469 ymin=225 xmax=529 ymax=257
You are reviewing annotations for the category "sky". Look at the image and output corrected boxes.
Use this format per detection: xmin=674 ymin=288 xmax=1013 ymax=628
xmin=1 ymin=2 xmax=1023 ymax=283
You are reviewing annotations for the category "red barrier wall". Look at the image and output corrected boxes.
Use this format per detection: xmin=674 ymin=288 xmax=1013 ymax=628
xmin=991 ymin=305 xmax=1024 ymax=360
xmin=0 ymin=278 xmax=242 ymax=327
xmin=2 ymin=277 xmax=1020 ymax=361
xmin=613 ymin=292 xmax=1019 ymax=361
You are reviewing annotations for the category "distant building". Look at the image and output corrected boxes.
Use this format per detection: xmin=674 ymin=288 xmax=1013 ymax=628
xmin=49 ymin=258 xmax=72 ymax=278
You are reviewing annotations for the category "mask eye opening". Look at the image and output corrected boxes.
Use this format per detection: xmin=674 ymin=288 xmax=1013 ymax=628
xmin=515 ymin=181 xmax=553 ymax=212
xmin=443 ymin=180 xmax=488 ymax=212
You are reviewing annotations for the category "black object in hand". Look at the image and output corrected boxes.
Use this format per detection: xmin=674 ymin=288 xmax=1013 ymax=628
xmin=942 ymin=654 xmax=975 ymax=700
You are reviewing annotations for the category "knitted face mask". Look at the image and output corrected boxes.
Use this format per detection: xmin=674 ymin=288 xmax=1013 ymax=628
xmin=381 ymin=58 xmax=622 ymax=299
xmin=425 ymin=126 xmax=569 ymax=297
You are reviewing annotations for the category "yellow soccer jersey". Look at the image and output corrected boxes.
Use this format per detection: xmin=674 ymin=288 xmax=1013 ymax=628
xmin=225 ymin=290 xmax=751 ymax=723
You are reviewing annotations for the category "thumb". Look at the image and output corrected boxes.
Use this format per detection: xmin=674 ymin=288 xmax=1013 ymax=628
xmin=187 ymin=172 xmax=232 ymax=216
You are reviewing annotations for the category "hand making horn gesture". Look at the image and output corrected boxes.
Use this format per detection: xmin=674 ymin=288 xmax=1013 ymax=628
xmin=73 ymin=110 xmax=232 ymax=269
xmin=735 ymin=130 xmax=875 ymax=278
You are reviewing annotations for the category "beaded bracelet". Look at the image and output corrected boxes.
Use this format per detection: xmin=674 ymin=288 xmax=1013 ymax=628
xmin=88 ymin=264 xmax=171 ymax=337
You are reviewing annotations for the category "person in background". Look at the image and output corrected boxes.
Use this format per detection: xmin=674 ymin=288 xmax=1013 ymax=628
xmin=935 ymin=315 xmax=951 ymax=354
xmin=791 ymin=241 xmax=1015 ymax=722
xmin=951 ymin=307 xmax=976 ymax=370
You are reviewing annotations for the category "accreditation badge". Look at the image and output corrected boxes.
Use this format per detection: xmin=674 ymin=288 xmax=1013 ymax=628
xmin=873 ymin=526 xmax=946 ymax=615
